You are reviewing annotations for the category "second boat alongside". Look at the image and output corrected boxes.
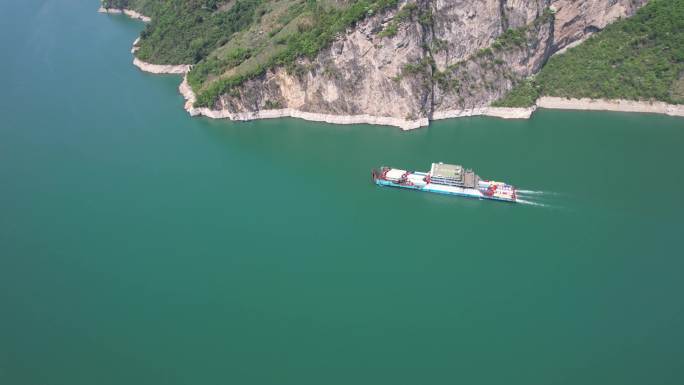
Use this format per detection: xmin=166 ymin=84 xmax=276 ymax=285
xmin=372 ymin=162 xmax=517 ymax=203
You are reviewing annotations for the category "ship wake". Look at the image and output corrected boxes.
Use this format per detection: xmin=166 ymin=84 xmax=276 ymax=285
xmin=515 ymin=189 xmax=567 ymax=210
xmin=516 ymin=198 xmax=550 ymax=207
xmin=517 ymin=189 xmax=560 ymax=196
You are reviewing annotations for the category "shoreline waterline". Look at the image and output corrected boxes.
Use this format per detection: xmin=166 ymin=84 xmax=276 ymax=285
xmin=133 ymin=58 xmax=191 ymax=74
xmin=178 ymin=76 xmax=429 ymax=130
xmin=536 ymin=97 xmax=684 ymax=117
xmin=97 ymin=6 xmax=151 ymax=23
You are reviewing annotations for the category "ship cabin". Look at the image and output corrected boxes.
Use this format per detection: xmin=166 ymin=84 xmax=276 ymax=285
xmin=429 ymin=162 xmax=480 ymax=188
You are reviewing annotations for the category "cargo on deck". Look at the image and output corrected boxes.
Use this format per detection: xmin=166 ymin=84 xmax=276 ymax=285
xmin=371 ymin=162 xmax=517 ymax=203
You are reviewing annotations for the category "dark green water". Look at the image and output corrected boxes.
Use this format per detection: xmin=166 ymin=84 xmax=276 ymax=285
xmin=2 ymin=1 xmax=684 ymax=384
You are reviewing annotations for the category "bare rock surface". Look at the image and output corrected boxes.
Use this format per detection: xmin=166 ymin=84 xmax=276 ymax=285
xmin=550 ymin=0 xmax=648 ymax=50
xmin=101 ymin=0 xmax=660 ymax=128
xmin=98 ymin=6 xmax=151 ymax=22
xmin=537 ymin=97 xmax=684 ymax=117
xmin=208 ymin=0 xmax=650 ymax=127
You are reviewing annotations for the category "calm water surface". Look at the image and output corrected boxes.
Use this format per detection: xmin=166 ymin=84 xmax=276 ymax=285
xmin=2 ymin=1 xmax=683 ymax=384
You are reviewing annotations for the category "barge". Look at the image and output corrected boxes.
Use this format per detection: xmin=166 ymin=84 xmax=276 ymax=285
xmin=372 ymin=162 xmax=517 ymax=203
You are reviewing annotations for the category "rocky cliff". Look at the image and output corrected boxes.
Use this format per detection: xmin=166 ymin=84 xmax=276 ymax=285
xmin=103 ymin=0 xmax=650 ymax=127
xmin=200 ymin=0 xmax=648 ymax=127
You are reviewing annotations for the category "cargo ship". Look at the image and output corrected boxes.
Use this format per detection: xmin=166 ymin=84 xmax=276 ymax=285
xmin=372 ymin=162 xmax=517 ymax=203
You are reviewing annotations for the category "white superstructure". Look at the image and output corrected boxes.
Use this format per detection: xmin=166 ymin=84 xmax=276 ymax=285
xmin=372 ymin=163 xmax=517 ymax=203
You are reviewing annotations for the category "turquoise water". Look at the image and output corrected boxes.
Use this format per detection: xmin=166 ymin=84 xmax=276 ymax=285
xmin=2 ymin=1 xmax=684 ymax=384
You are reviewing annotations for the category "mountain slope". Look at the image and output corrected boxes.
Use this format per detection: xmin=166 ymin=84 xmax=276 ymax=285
xmin=495 ymin=0 xmax=684 ymax=107
xmin=103 ymin=0 xmax=662 ymax=125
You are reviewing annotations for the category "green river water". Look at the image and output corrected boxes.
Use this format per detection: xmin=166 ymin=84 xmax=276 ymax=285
xmin=2 ymin=1 xmax=684 ymax=384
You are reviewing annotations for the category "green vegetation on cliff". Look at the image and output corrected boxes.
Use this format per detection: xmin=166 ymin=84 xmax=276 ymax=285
xmin=377 ymin=3 xmax=416 ymax=38
xmin=107 ymin=0 xmax=683 ymax=111
xmin=192 ymin=0 xmax=399 ymax=107
xmin=104 ymin=0 xmax=400 ymax=107
xmin=104 ymin=0 xmax=263 ymax=65
xmin=429 ymin=7 xmax=554 ymax=103
xmin=494 ymin=0 xmax=684 ymax=107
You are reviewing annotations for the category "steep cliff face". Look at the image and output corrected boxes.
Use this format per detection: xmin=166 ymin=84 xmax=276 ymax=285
xmin=551 ymin=0 xmax=648 ymax=50
xmin=201 ymin=0 xmax=649 ymax=125
xmin=216 ymin=1 xmax=432 ymax=123
xmin=430 ymin=0 xmax=546 ymax=70
xmin=431 ymin=1 xmax=555 ymax=113
xmin=221 ymin=9 xmax=430 ymax=121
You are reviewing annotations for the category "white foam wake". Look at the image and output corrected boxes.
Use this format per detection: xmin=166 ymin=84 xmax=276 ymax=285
xmin=516 ymin=199 xmax=550 ymax=208
xmin=517 ymin=189 xmax=547 ymax=195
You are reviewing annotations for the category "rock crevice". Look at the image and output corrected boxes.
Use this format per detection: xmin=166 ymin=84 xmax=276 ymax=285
xmin=101 ymin=0 xmax=652 ymax=128
xmin=204 ymin=0 xmax=647 ymax=128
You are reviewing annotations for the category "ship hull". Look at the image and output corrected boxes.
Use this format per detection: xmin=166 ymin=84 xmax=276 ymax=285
xmin=374 ymin=178 xmax=516 ymax=203
xmin=372 ymin=171 xmax=516 ymax=203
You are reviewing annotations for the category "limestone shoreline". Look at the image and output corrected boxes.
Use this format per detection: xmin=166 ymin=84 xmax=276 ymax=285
xmin=100 ymin=8 xmax=192 ymax=74
xmin=98 ymin=6 xmax=151 ymax=23
xmin=177 ymin=77 xmax=534 ymax=129
xmin=178 ymin=76 xmax=429 ymax=130
xmin=132 ymin=57 xmax=191 ymax=74
xmin=173 ymin=69 xmax=684 ymax=129
xmin=177 ymin=73 xmax=684 ymax=129
xmin=432 ymin=107 xmax=537 ymax=121
xmin=536 ymin=97 xmax=684 ymax=117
